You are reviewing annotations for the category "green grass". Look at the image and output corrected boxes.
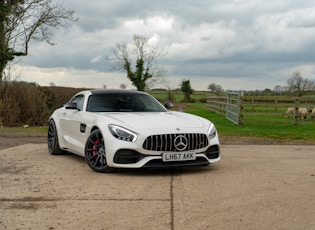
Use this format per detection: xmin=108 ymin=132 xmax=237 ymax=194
xmin=183 ymin=102 xmax=315 ymax=143
xmin=0 ymin=126 xmax=48 ymax=133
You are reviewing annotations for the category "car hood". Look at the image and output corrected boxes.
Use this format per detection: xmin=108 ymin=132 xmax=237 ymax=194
xmin=100 ymin=111 xmax=209 ymax=131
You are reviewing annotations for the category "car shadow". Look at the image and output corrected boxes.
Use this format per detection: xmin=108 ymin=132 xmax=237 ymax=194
xmin=113 ymin=165 xmax=218 ymax=176
xmin=58 ymin=152 xmax=218 ymax=176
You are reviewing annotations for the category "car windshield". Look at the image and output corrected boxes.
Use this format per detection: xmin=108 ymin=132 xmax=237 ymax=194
xmin=86 ymin=93 xmax=167 ymax=112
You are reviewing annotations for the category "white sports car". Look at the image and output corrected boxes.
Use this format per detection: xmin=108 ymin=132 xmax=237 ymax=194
xmin=48 ymin=89 xmax=220 ymax=173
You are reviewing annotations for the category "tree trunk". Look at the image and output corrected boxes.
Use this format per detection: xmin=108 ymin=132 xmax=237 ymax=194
xmin=0 ymin=1 xmax=10 ymax=83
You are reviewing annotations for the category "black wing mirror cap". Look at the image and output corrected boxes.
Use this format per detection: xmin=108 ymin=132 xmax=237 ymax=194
xmin=164 ymin=102 xmax=174 ymax=109
xmin=65 ymin=102 xmax=78 ymax=110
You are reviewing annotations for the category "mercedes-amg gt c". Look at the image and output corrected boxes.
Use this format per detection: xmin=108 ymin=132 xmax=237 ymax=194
xmin=48 ymin=89 xmax=220 ymax=172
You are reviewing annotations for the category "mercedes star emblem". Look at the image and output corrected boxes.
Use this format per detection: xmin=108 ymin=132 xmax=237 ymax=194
xmin=174 ymin=135 xmax=188 ymax=151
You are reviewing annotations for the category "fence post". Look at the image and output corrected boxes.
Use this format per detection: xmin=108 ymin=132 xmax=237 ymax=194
xmin=238 ymin=91 xmax=243 ymax=125
xmin=251 ymin=98 xmax=254 ymax=112
xmin=294 ymin=98 xmax=299 ymax=125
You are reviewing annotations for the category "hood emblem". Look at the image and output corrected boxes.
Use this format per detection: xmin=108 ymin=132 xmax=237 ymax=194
xmin=174 ymin=135 xmax=188 ymax=151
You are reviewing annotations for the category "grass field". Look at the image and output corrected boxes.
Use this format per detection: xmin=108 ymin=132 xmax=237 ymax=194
xmin=184 ymin=102 xmax=315 ymax=143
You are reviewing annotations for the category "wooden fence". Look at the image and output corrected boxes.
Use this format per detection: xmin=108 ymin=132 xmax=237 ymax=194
xmin=207 ymin=94 xmax=315 ymax=125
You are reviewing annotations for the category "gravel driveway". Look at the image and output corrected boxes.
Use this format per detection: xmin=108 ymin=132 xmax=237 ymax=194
xmin=0 ymin=136 xmax=314 ymax=229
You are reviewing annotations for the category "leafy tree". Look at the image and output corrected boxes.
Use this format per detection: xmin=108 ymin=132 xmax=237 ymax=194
xmin=0 ymin=0 xmax=77 ymax=81
xmin=181 ymin=79 xmax=193 ymax=102
xmin=208 ymin=83 xmax=222 ymax=95
xmin=287 ymin=71 xmax=315 ymax=97
xmin=112 ymin=35 xmax=166 ymax=91
xmin=263 ymin=88 xmax=272 ymax=95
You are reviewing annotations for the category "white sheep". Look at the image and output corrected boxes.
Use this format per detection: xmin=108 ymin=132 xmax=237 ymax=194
xmin=299 ymin=108 xmax=308 ymax=120
xmin=285 ymin=107 xmax=295 ymax=117
xmin=285 ymin=107 xmax=308 ymax=120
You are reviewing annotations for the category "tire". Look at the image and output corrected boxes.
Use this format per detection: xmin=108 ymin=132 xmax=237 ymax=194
xmin=85 ymin=129 xmax=113 ymax=173
xmin=47 ymin=120 xmax=65 ymax=155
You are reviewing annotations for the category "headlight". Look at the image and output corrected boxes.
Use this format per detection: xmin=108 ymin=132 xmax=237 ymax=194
xmin=108 ymin=125 xmax=137 ymax=142
xmin=208 ymin=124 xmax=217 ymax=139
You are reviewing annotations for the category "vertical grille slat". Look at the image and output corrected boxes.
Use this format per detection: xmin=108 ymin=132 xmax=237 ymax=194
xmin=150 ymin=136 xmax=154 ymax=151
xmin=187 ymin=134 xmax=191 ymax=150
xmin=155 ymin=135 xmax=158 ymax=151
xmin=192 ymin=134 xmax=195 ymax=150
xmin=143 ymin=133 xmax=209 ymax=152
xmin=170 ymin=134 xmax=174 ymax=151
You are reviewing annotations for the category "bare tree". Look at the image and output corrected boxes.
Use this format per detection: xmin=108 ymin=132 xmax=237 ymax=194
xmin=208 ymin=83 xmax=222 ymax=95
xmin=273 ymin=85 xmax=282 ymax=94
xmin=111 ymin=35 xmax=166 ymax=91
xmin=0 ymin=0 xmax=77 ymax=81
xmin=287 ymin=71 xmax=315 ymax=97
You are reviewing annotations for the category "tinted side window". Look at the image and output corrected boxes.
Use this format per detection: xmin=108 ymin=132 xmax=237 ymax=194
xmin=71 ymin=95 xmax=85 ymax=111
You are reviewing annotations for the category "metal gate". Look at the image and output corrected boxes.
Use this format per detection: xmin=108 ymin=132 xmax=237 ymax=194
xmin=226 ymin=91 xmax=242 ymax=125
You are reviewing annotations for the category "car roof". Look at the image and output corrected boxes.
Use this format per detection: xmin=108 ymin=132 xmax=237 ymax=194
xmin=89 ymin=89 xmax=147 ymax=95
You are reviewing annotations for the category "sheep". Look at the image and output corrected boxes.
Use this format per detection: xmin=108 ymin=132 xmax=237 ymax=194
xmin=285 ymin=107 xmax=308 ymax=120
xmin=285 ymin=107 xmax=295 ymax=117
xmin=299 ymin=108 xmax=308 ymax=120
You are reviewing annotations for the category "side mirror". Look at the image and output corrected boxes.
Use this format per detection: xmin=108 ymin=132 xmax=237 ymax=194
xmin=164 ymin=102 xmax=173 ymax=109
xmin=65 ymin=102 xmax=79 ymax=110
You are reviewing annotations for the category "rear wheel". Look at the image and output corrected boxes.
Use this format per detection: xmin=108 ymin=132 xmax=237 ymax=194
xmin=47 ymin=120 xmax=65 ymax=155
xmin=85 ymin=129 xmax=113 ymax=173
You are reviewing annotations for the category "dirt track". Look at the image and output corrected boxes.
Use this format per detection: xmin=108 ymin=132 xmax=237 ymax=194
xmin=0 ymin=135 xmax=314 ymax=229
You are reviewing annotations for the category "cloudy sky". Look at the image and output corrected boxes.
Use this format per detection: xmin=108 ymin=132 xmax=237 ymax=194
xmin=17 ymin=0 xmax=315 ymax=90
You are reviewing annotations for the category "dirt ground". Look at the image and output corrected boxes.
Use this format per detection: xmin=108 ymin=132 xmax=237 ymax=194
xmin=0 ymin=133 xmax=314 ymax=229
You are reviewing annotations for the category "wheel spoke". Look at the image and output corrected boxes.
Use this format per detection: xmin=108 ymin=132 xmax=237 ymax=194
xmin=88 ymin=137 xmax=98 ymax=147
xmin=94 ymin=155 xmax=100 ymax=166
xmin=48 ymin=137 xmax=54 ymax=143
xmin=95 ymin=132 xmax=100 ymax=143
xmin=48 ymin=129 xmax=53 ymax=136
xmin=99 ymin=155 xmax=104 ymax=167
xmin=87 ymin=152 xmax=96 ymax=161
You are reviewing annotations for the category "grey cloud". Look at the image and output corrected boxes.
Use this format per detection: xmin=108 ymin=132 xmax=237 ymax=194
xmin=22 ymin=0 xmax=315 ymax=90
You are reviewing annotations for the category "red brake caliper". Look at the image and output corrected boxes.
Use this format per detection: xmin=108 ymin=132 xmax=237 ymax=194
xmin=92 ymin=139 xmax=99 ymax=155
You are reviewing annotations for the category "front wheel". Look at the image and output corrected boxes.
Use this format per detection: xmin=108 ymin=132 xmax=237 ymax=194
xmin=85 ymin=129 xmax=113 ymax=173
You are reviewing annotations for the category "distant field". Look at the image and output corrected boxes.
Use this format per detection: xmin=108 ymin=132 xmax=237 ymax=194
xmin=183 ymin=103 xmax=315 ymax=143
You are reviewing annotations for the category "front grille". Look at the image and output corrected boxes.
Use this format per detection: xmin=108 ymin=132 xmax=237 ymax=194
xmin=143 ymin=133 xmax=209 ymax=152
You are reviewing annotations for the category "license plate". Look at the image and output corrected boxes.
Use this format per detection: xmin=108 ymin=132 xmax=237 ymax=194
xmin=162 ymin=152 xmax=196 ymax=162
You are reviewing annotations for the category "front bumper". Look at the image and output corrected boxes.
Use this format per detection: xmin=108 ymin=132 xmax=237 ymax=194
xmin=111 ymin=144 xmax=220 ymax=169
